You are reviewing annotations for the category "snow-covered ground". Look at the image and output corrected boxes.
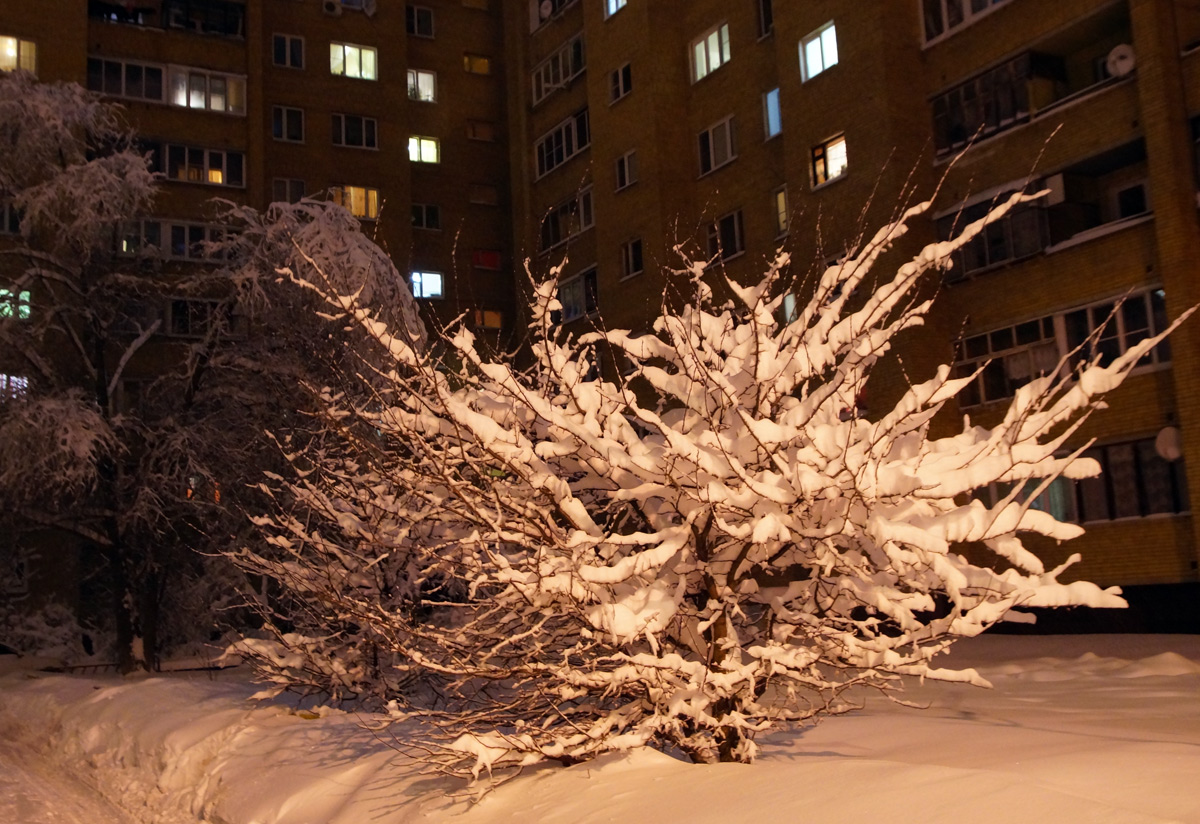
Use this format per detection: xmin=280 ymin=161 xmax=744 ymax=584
xmin=1 ymin=634 xmax=1198 ymax=824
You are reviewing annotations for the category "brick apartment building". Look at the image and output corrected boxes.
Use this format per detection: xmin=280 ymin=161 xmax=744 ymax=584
xmin=4 ymin=0 xmax=1200 ymax=624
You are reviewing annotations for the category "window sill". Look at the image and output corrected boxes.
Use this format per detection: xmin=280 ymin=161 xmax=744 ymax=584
xmin=615 ymin=182 xmax=637 ymax=193
xmin=810 ymin=173 xmax=847 ymax=193
xmin=708 ymin=250 xmax=745 ymax=266
xmin=1044 ymin=212 xmax=1154 ymax=255
xmin=698 ymin=156 xmax=738 ymax=179
xmin=619 ymin=270 xmax=643 ymax=282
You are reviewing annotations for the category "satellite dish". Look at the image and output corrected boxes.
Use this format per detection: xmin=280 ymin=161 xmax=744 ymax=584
xmin=539 ymin=0 xmax=554 ymax=19
xmin=1156 ymin=426 xmax=1182 ymax=462
xmin=1106 ymin=44 xmax=1136 ymax=78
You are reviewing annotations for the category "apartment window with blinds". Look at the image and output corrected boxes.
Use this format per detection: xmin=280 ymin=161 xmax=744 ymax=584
xmin=1 ymin=36 xmax=36 ymax=74
xmin=331 ymin=185 xmax=380 ymax=219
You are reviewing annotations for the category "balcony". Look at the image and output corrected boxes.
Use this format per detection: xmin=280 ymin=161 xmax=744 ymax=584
xmin=88 ymin=0 xmax=245 ymax=39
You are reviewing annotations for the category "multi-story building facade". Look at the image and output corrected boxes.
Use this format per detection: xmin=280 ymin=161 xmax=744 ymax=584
xmin=6 ymin=0 xmax=1200 ymax=626
xmin=503 ymin=0 xmax=1200 ymax=626
xmin=1 ymin=0 xmax=513 ymax=337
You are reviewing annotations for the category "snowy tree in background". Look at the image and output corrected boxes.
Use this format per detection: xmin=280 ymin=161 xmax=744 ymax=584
xmin=0 ymin=72 xmax=375 ymax=671
xmin=242 ymin=186 xmax=1191 ymax=778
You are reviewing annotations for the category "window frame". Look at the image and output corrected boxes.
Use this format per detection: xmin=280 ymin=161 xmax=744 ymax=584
xmin=272 ymin=178 xmax=306 ymax=204
xmin=610 ymin=62 xmax=632 ymax=103
xmin=164 ymin=144 xmax=246 ymax=187
xmin=540 ymin=187 xmax=594 ymax=252
xmin=167 ymin=65 xmax=247 ymax=113
xmin=922 ymin=0 xmax=1013 ymax=45
xmin=707 ymin=210 xmax=745 ymax=261
xmin=620 ymin=237 xmax=644 ymax=279
xmin=271 ymin=105 xmax=305 ymax=143
xmin=698 ymin=116 xmax=737 ymax=176
xmin=773 ymin=186 xmax=789 ymax=237
xmin=556 ymin=266 xmax=598 ymax=323
xmin=691 ymin=22 xmax=731 ymax=83
xmin=329 ymin=41 xmax=378 ymax=81
xmin=811 ymin=134 xmax=848 ymax=187
xmin=271 ymin=33 xmax=305 ymax=69
xmin=535 ymin=108 xmax=591 ymax=179
xmin=763 ymin=87 xmax=782 ymax=139
xmin=412 ymin=203 xmax=441 ymax=230
xmin=331 ymin=184 xmax=381 ymax=220
xmin=615 ymin=150 xmax=638 ymax=191
xmin=407 ymin=68 xmax=437 ymax=102
xmin=604 ymin=0 xmax=627 ymax=18
xmin=332 ymin=113 xmax=379 ymax=150
xmin=0 ymin=36 xmax=37 ymax=74
xmin=800 ymin=21 xmax=838 ymax=82
xmin=0 ymin=288 xmax=32 ymax=320
xmin=406 ymin=5 xmax=435 ymax=37
xmin=463 ymin=53 xmax=492 ymax=75
xmin=408 ymin=135 xmax=440 ymax=164
xmin=532 ymin=32 xmax=585 ymax=106
xmin=411 ymin=270 xmax=444 ymax=299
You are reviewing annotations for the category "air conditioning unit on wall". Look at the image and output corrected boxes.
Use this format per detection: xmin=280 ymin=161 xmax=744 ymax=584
xmin=322 ymin=0 xmax=343 ymax=16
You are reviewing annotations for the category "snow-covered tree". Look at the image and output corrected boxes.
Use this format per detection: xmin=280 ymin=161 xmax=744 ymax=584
xmin=0 ymin=72 xmax=381 ymax=671
xmin=241 ymin=187 xmax=1189 ymax=778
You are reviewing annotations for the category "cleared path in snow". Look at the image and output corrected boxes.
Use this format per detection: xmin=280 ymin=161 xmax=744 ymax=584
xmin=0 ymin=737 xmax=132 ymax=824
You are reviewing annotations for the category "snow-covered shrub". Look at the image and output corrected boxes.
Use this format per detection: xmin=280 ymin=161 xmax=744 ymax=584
xmin=243 ymin=193 xmax=1189 ymax=778
xmin=0 ymin=601 xmax=110 ymax=663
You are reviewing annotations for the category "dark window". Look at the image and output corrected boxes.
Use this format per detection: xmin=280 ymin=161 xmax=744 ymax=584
xmin=406 ymin=5 xmax=434 ymax=36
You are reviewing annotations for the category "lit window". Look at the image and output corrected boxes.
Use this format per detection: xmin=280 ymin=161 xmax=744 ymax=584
xmin=0 ymin=373 xmax=28 ymax=399
xmin=0 ymin=36 xmax=36 ymax=74
xmin=472 ymin=250 xmax=503 ymax=270
xmin=773 ymin=187 xmax=789 ymax=236
xmin=0 ymin=288 xmax=32 ymax=320
xmin=811 ymin=134 xmax=847 ymax=186
xmin=330 ymin=42 xmax=377 ymax=80
xmin=615 ymin=150 xmax=638 ymax=190
xmin=165 ymin=145 xmax=245 ymax=187
xmin=168 ymin=67 xmax=246 ymax=113
xmin=406 ymin=5 xmax=435 ymax=37
xmin=800 ymin=22 xmax=838 ymax=81
xmin=411 ymin=271 xmax=444 ymax=299
xmin=272 ymin=34 xmax=304 ymax=69
xmin=763 ymin=87 xmax=781 ymax=138
xmin=698 ymin=116 xmax=736 ymax=175
xmin=691 ymin=22 xmax=730 ymax=82
xmin=272 ymin=178 xmax=306 ymax=204
xmin=332 ymin=185 xmax=381 ymax=219
xmin=605 ymin=0 xmax=627 ymax=18
xmin=621 ymin=238 xmax=643 ymax=279
xmin=474 ymin=309 xmax=503 ymax=329
xmin=407 ymin=68 xmax=436 ymax=101
xmin=464 ymin=54 xmax=491 ymax=75
xmin=408 ymin=136 xmax=440 ymax=163
xmin=333 ymin=113 xmax=379 ymax=149
xmin=610 ymin=63 xmax=632 ymax=103
xmin=272 ymin=106 xmax=305 ymax=142
xmin=707 ymin=210 xmax=744 ymax=260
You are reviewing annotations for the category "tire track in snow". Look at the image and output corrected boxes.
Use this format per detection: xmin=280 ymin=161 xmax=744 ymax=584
xmin=0 ymin=737 xmax=132 ymax=824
